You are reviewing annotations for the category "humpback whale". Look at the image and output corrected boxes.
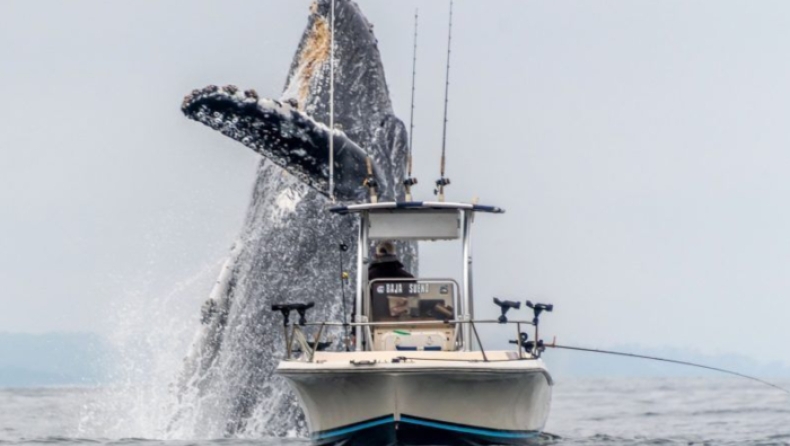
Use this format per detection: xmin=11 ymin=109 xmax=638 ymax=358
xmin=174 ymin=0 xmax=417 ymax=437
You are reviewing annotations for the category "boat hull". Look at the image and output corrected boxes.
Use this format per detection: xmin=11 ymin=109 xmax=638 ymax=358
xmin=312 ymin=415 xmax=543 ymax=446
xmin=278 ymin=351 xmax=553 ymax=446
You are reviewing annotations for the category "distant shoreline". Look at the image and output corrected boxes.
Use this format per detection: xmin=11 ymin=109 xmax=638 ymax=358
xmin=1 ymin=332 xmax=788 ymax=387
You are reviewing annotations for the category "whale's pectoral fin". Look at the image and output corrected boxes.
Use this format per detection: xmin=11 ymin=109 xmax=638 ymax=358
xmin=182 ymin=85 xmax=382 ymax=202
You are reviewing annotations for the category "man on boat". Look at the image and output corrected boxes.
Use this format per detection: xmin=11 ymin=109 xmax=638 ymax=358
xmin=369 ymin=241 xmax=414 ymax=318
xmin=368 ymin=241 xmax=413 ymax=281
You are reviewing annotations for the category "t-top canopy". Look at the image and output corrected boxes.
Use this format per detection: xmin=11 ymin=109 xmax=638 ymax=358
xmin=329 ymin=201 xmax=505 ymax=215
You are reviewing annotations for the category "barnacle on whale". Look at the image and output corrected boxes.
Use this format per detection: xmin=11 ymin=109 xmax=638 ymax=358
xmin=296 ymin=15 xmax=331 ymax=106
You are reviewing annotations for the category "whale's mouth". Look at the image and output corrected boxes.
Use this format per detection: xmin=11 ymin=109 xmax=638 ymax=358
xmin=182 ymin=85 xmax=381 ymax=202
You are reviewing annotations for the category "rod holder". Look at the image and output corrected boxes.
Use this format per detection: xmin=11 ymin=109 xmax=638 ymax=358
xmin=525 ymin=301 xmax=553 ymax=326
xmin=493 ymin=297 xmax=521 ymax=323
xmin=271 ymin=302 xmax=316 ymax=326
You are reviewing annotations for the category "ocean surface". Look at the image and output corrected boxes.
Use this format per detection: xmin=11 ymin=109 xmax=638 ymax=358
xmin=1 ymin=377 xmax=788 ymax=446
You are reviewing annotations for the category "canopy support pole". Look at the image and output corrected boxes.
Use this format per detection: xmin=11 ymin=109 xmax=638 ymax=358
xmin=461 ymin=209 xmax=474 ymax=350
xmin=355 ymin=212 xmax=369 ymax=351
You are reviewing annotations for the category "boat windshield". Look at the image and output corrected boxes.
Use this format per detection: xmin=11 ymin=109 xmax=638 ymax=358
xmin=368 ymin=279 xmax=457 ymax=323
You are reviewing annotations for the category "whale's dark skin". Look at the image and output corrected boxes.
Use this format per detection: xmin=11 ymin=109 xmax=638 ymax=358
xmin=173 ymin=0 xmax=417 ymax=437
xmin=180 ymin=91 xmax=384 ymax=202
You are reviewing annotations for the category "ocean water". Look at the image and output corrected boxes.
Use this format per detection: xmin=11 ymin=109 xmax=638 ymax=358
xmin=1 ymin=377 xmax=788 ymax=446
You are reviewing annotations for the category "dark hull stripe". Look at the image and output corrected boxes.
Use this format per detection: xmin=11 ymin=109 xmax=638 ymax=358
xmin=400 ymin=415 xmax=539 ymax=439
xmin=313 ymin=415 xmax=395 ymax=440
xmin=311 ymin=414 xmax=539 ymax=445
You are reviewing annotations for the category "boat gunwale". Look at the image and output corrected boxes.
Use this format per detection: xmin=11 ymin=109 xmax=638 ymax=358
xmin=276 ymin=363 xmax=554 ymax=385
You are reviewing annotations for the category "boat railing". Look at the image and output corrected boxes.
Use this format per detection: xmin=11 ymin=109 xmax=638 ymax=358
xmin=271 ymin=313 xmax=540 ymax=363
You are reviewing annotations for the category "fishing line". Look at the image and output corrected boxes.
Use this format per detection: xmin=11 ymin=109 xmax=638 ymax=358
xmin=328 ymin=0 xmax=336 ymax=202
xmin=546 ymin=343 xmax=790 ymax=395
xmin=395 ymin=356 xmax=537 ymax=363
xmin=404 ymin=9 xmax=419 ymax=201
xmin=338 ymin=243 xmax=350 ymax=351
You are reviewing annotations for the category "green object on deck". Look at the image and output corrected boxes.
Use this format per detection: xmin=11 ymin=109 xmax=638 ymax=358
xmin=393 ymin=330 xmax=410 ymax=336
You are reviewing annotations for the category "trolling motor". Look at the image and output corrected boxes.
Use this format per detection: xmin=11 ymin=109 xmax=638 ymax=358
xmin=493 ymin=298 xmax=521 ymax=323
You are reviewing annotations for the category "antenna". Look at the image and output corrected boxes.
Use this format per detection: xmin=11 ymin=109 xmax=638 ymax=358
xmin=404 ymin=9 xmax=419 ymax=202
xmin=328 ymin=0 xmax=336 ymax=202
xmin=435 ymin=0 xmax=453 ymax=202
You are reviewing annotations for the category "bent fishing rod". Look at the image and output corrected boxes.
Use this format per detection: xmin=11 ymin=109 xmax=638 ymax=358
xmin=544 ymin=342 xmax=790 ymax=395
xmin=495 ymin=298 xmax=790 ymax=395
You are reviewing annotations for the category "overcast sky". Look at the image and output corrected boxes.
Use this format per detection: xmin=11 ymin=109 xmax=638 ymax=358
xmin=1 ymin=1 xmax=789 ymax=365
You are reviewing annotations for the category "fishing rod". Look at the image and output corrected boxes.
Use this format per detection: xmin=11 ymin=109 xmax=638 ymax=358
xmin=544 ymin=342 xmax=790 ymax=395
xmin=507 ymin=300 xmax=790 ymax=394
xmin=327 ymin=0 xmax=375 ymax=204
xmin=337 ymin=243 xmax=351 ymax=351
xmin=435 ymin=0 xmax=453 ymax=202
xmin=328 ymin=0 xmax=336 ymax=202
xmin=404 ymin=9 xmax=419 ymax=202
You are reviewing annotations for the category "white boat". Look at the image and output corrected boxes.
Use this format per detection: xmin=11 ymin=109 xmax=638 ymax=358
xmin=272 ymin=201 xmax=554 ymax=445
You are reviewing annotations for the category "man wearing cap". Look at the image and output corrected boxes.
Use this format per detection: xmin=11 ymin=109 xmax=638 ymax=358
xmin=368 ymin=241 xmax=413 ymax=281
xmin=368 ymin=241 xmax=414 ymax=318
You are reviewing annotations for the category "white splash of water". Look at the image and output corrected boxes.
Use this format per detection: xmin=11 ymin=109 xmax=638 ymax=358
xmin=77 ymin=259 xmax=225 ymax=439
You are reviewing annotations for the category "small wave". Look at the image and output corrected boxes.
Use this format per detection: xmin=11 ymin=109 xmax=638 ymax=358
xmin=690 ymin=407 xmax=790 ymax=416
xmin=561 ymin=434 xmax=695 ymax=445
xmin=3 ymin=440 xmax=305 ymax=446
xmin=15 ymin=438 xmax=101 ymax=445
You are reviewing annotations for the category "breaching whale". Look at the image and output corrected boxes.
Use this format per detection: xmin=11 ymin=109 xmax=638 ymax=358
xmin=173 ymin=0 xmax=417 ymax=437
